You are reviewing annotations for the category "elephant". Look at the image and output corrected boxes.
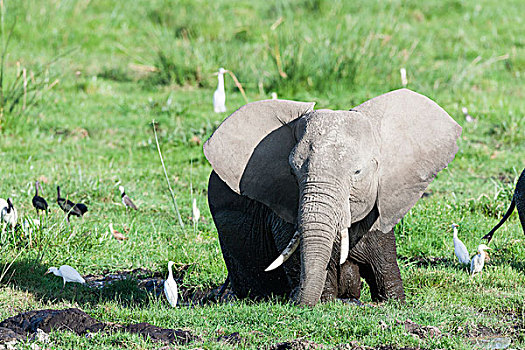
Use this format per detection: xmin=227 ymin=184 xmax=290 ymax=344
xmin=482 ymin=168 xmax=525 ymax=243
xmin=204 ymin=88 xmax=461 ymax=306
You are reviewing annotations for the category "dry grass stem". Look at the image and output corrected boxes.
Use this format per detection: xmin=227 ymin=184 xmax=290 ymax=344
xmin=152 ymin=119 xmax=185 ymax=229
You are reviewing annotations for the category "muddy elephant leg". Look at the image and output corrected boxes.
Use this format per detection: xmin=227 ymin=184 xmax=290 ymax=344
xmin=337 ymin=260 xmax=362 ymax=300
xmin=319 ymin=234 xmax=362 ymax=302
xmin=349 ymin=229 xmax=405 ymax=302
xmin=208 ymin=171 xmax=293 ymax=299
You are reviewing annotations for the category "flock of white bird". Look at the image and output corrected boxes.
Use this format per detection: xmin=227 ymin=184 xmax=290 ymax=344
xmin=452 ymin=223 xmax=491 ymax=275
xmin=0 ymin=184 xmax=181 ymax=308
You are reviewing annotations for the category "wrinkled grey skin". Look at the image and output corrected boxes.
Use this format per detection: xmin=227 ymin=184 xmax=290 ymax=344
xmin=483 ymin=168 xmax=525 ymax=242
xmin=205 ymin=89 xmax=461 ymax=306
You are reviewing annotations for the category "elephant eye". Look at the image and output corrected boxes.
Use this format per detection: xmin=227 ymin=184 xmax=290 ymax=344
xmin=354 ymin=169 xmax=361 ymax=175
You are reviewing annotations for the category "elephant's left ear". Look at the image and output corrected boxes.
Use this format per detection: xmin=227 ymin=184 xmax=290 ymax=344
xmin=353 ymin=89 xmax=462 ymax=233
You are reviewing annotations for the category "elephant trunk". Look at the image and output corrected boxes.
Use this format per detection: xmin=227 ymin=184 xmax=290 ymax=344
xmin=295 ymin=177 xmax=349 ymax=306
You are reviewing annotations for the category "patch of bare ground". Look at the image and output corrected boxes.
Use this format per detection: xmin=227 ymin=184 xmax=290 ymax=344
xmin=0 ymin=308 xmax=196 ymax=346
xmin=84 ymin=265 xmax=234 ymax=305
xmin=267 ymin=338 xmax=434 ymax=350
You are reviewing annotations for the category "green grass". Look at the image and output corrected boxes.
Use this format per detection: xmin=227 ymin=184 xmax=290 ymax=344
xmin=1 ymin=0 xmax=524 ymax=348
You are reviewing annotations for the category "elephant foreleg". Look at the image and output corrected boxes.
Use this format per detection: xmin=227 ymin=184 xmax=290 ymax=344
xmin=208 ymin=171 xmax=294 ymax=299
xmin=349 ymin=229 xmax=405 ymax=302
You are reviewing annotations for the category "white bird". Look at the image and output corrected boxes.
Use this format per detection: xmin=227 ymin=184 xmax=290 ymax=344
xmin=0 ymin=197 xmax=18 ymax=227
xmin=462 ymin=107 xmax=475 ymax=123
xmin=164 ymin=261 xmax=178 ymax=307
xmin=22 ymin=218 xmax=40 ymax=234
xmin=470 ymin=244 xmax=491 ymax=275
xmin=452 ymin=223 xmax=470 ymax=265
xmin=213 ymin=67 xmax=227 ymax=113
xmin=45 ymin=265 xmax=85 ymax=287
xmin=271 ymin=92 xmax=278 ymax=100
xmin=192 ymin=198 xmax=200 ymax=227
xmin=119 ymin=185 xmax=138 ymax=210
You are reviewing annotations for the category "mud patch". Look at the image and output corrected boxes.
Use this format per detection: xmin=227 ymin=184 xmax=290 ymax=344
xmin=217 ymin=332 xmax=242 ymax=345
xmin=455 ymin=324 xmax=514 ymax=349
xmin=0 ymin=308 xmax=196 ymax=345
xmin=84 ymin=267 xmax=168 ymax=291
xmin=83 ymin=266 xmax=234 ymax=305
xmin=268 ymin=339 xmax=325 ymax=349
xmin=0 ymin=326 xmax=25 ymax=343
xmin=267 ymin=340 xmax=429 ymax=350
xmin=397 ymin=319 xmax=441 ymax=339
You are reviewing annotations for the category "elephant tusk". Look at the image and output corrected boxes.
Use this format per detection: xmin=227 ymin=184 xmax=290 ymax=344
xmin=265 ymin=230 xmax=300 ymax=272
xmin=340 ymin=229 xmax=349 ymax=264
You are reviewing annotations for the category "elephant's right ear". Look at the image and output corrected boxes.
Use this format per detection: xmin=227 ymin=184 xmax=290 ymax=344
xmin=204 ymin=99 xmax=315 ymax=223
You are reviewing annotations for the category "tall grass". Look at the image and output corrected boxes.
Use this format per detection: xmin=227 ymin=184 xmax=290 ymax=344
xmin=0 ymin=0 xmax=62 ymax=131
xmin=0 ymin=0 xmax=523 ymax=348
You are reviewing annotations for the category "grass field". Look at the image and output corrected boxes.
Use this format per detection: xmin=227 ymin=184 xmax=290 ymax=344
xmin=0 ymin=0 xmax=524 ymax=348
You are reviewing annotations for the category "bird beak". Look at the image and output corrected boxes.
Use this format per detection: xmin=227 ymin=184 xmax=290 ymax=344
xmin=44 ymin=271 xmax=50 ymax=275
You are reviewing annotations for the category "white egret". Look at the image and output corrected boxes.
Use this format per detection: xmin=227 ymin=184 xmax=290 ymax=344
xmin=213 ymin=68 xmax=228 ymax=113
xmin=192 ymin=198 xmax=200 ymax=227
xmin=164 ymin=261 xmax=178 ymax=307
xmin=462 ymin=107 xmax=475 ymax=123
xmin=452 ymin=223 xmax=470 ymax=265
xmin=119 ymin=185 xmax=138 ymax=210
xmin=1 ymin=198 xmax=18 ymax=227
xmin=45 ymin=265 xmax=85 ymax=287
xmin=470 ymin=244 xmax=491 ymax=275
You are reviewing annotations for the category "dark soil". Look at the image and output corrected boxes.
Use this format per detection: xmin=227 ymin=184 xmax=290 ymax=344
xmin=0 ymin=326 xmax=25 ymax=343
xmin=268 ymin=339 xmax=325 ymax=349
xmin=217 ymin=331 xmax=242 ymax=345
xmin=84 ymin=266 xmax=234 ymax=305
xmin=397 ymin=319 xmax=441 ymax=339
xmin=0 ymin=308 xmax=196 ymax=345
xmin=267 ymin=339 xmax=433 ymax=350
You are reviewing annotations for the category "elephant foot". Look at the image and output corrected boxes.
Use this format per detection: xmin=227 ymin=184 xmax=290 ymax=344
xmin=348 ymin=229 xmax=405 ymax=303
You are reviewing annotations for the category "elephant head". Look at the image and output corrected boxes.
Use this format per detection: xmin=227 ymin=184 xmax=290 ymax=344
xmin=204 ymin=89 xmax=461 ymax=306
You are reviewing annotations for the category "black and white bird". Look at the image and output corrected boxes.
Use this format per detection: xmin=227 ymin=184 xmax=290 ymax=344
xmin=32 ymin=181 xmax=49 ymax=214
xmin=0 ymin=197 xmax=18 ymax=227
xmin=213 ymin=67 xmax=228 ymax=113
xmin=119 ymin=186 xmax=137 ymax=210
xmin=56 ymin=186 xmax=82 ymax=222
xmin=164 ymin=261 xmax=178 ymax=307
